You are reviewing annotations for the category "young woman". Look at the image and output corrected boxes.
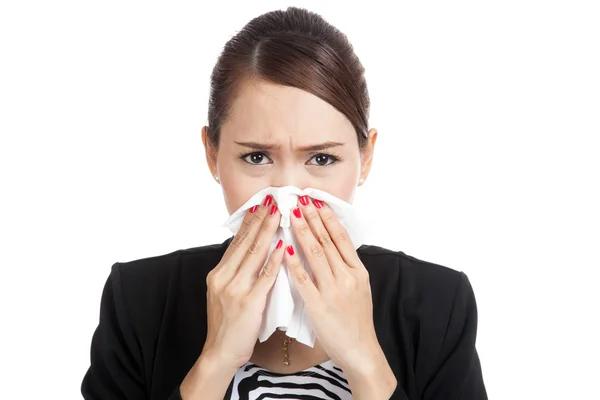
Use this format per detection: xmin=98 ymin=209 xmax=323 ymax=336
xmin=82 ymin=6 xmax=487 ymax=400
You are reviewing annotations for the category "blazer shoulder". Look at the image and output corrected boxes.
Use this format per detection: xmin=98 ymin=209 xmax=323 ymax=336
xmin=114 ymin=239 xmax=230 ymax=284
xmin=359 ymin=244 xmax=482 ymax=392
xmin=358 ymin=243 xmax=469 ymax=325
xmin=107 ymin=239 xmax=230 ymax=338
xmin=358 ymin=243 xmax=463 ymax=288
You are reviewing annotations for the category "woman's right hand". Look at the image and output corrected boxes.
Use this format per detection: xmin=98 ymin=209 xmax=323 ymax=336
xmin=201 ymin=194 xmax=284 ymax=371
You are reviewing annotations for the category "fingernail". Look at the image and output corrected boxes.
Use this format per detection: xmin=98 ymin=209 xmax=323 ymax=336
xmin=270 ymin=205 xmax=278 ymax=215
xmin=276 ymin=239 xmax=283 ymax=249
xmin=286 ymin=245 xmax=295 ymax=255
xmin=263 ymin=195 xmax=273 ymax=207
xmin=249 ymin=205 xmax=259 ymax=213
xmin=299 ymin=195 xmax=309 ymax=206
xmin=293 ymin=207 xmax=302 ymax=219
xmin=312 ymin=199 xmax=323 ymax=209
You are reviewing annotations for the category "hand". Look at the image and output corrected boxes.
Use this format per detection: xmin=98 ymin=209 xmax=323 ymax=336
xmin=201 ymin=194 xmax=284 ymax=371
xmin=284 ymin=196 xmax=391 ymax=380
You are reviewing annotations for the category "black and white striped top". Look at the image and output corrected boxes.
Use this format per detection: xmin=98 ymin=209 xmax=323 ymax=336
xmin=229 ymin=359 xmax=353 ymax=399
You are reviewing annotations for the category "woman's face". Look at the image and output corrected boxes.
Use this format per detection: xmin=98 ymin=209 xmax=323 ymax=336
xmin=203 ymin=79 xmax=377 ymax=214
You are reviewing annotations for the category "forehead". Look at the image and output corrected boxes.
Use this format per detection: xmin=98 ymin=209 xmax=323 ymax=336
xmin=222 ymin=79 xmax=355 ymax=142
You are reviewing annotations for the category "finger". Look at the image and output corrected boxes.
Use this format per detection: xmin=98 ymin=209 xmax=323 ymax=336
xmin=283 ymin=244 xmax=321 ymax=308
xmin=221 ymin=200 xmax=261 ymax=262
xmin=312 ymin=199 xmax=362 ymax=269
xmin=236 ymin=202 xmax=282 ymax=283
xmin=248 ymin=238 xmax=285 ymax=299
xmin=297 ymin=195 xmax=346 ymax=276
xmin=289 ymin=201 xmax=334 ymax=288
xmin=222 ymin=195 xmax=277 ymax=274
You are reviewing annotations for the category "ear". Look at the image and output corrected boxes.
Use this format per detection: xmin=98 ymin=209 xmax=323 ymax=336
xmin=359 ymin=128 xmax=378 ymax=186
xmin=201 ymin=126 xmax=218 ymax=180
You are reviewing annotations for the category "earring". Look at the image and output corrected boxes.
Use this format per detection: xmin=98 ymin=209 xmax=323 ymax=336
xmin=359 ymin=178 xmax=365 ymax=185
xmin=215 ymin=176 xmax=220 ymax=183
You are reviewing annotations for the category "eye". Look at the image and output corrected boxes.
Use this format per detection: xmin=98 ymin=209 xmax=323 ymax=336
xmin=240 ymin=152 xmax=272 ymax=165
xmin=307 ymin=153 xmax=339 ymax=167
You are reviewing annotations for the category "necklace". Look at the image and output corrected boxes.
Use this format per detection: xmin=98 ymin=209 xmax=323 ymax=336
xmin=276 ymin=329 xmax=296 ymax=366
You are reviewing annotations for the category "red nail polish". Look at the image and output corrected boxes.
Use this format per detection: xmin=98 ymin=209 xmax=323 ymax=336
xmin=270 ymin=205 xmax=278 ymax=215
xmin=312 ymin=199 xmax=323 ymax=209
xmin=299 ymin=195 xmax=309 ymax=206
xmin=293 ymin=207 xmax=302 ymax=219
xmin=286 ymin=245 xmax=295 ymax=255
xmin=263 ymin=195 xmax=273 ymax=207
xmin=276 ymin=239 xmax=283 ymax=249
xmin=249 ymin=205 xmax=258 ymax=213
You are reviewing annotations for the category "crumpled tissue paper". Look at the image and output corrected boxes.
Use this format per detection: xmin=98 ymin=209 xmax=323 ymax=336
xmin=222 ymin=186 xmax=364 ymax=348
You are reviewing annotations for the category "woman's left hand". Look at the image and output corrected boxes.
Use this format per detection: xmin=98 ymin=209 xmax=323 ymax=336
xmin=283 ymin=195 xmax=392 ymax=384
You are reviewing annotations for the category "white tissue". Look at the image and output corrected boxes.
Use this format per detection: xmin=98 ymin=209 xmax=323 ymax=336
xmin=222 ymin=186 xmax=364 ymax=348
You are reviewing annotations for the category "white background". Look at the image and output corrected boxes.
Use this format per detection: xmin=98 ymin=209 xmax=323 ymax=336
xmin=1 ymin=1 xmax=598 ymax=398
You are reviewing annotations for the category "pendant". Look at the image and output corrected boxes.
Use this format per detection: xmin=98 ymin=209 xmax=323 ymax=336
xmin=282 ymin=337 xmax=294 ymax=366
xmin=278 ymin=329 xmax=295 ymax=366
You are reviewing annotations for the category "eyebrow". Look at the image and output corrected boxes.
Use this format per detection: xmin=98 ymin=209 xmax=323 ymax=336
xmin=234 ymin=141 xmax=345 ymax=152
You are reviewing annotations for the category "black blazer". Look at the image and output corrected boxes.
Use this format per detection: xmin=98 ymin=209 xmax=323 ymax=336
xmin=81 ymin=237 xmax=488 ymax=399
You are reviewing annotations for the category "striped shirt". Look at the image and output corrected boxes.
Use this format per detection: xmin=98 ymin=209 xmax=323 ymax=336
xmin=229 ymin=359 xmax=353 ymax=399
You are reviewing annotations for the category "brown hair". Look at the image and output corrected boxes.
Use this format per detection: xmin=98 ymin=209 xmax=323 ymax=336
xmin=206 ymin=6 xmax=370 ymax=150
